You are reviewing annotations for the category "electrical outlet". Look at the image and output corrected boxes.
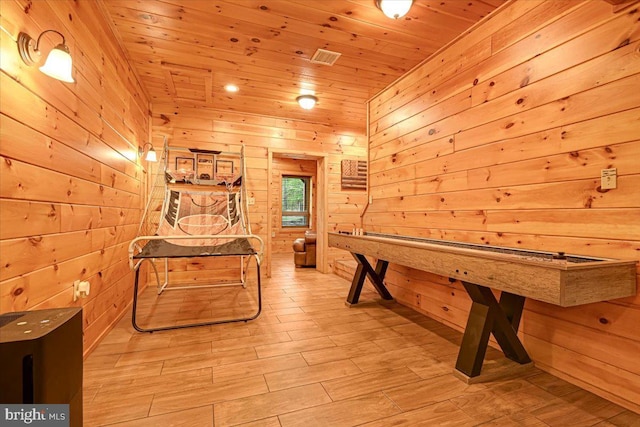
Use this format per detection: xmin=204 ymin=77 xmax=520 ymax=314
xmin=248 ymin=197 xmax=255 ymax=205
xmin=369 ymin=195 xmax=373 ymax=204
xmin=601 ymin=168 xmax=617 ymax=190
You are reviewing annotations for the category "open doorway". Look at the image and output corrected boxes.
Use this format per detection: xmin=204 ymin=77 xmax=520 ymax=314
xmin=272 ymin=158 xmax=317 ymax=256
xmin=267 ymin=150 xmax=328 ymax=277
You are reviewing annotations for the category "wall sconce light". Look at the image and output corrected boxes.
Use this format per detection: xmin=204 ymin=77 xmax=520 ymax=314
xmin=138 ymin=143 xmax=157 ymax=162
xmin=375 ymin=0 xmax=414 ymax=19
xmin=296 ymin=94 xmax=318 ymax=110
xmin=17 ymin=30 xmax=75 ymax=83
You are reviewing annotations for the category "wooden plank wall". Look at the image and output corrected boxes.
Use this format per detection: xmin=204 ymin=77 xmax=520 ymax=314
xmin=0 ymin=0 xmax=149 ymax=354
xmin=271 ymin=157 xmax=317 ymax=254
xmin=366 ymin=0 xmax=640 ymax=412
xmin=152 ymin=106 xmax=367 ymax=271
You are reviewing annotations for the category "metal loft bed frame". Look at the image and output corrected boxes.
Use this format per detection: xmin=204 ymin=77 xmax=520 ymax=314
xmin=128 ymin=141 xmax=263 ymax=332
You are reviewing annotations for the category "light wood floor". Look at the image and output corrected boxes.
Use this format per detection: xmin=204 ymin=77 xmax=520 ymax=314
xmin=84 ymin=254 xmax=640 ymax=426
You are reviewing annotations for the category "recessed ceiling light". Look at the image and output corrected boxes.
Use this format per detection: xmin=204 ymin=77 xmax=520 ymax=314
xmin=224 ymin=84 xmax=239 ymax=93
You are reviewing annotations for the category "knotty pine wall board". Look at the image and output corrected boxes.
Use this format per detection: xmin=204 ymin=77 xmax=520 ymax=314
xmin=523 ymin=334 xmax=640 ymax=410
xmin=473 ymin=20 xmax=640 ymax=106
xmin=0 ymin=199 xmax=139 ymax=241
xmin=524 ymin=310 xmax=640 ymax=377
xmin=0 ymin=157 xmax=139 ymax=208
xmin=6 ymin=0 xmax=148 ymax=147
xmin=0 ymin=75 xmax=141 ymax=178
xmin=370 ymin=174 xmax=639 ymax=211
xmin=166 ymin=131 xmax=367 ymax=157
xmin=1 ymin=240 xmax=132 ymax=312
xmin=370 ymin=110 xmax=639 ymax=193
xmin=370 ymin=1 xmax=611 ymax=123
xmin=456 ymin=77 xmax=640 ymax=151
xmin=370 ymin=3 xmax=633 ymax=147
xmin=368 ymin=0 xmax=549 ymax=120
xmin=366 ymin=0 xmax=640 ymax=411
xmin=0 ymin=0 xmax=149 ymax=357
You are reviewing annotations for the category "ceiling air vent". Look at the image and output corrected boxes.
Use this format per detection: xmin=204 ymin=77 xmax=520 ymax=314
xmin=309 ymin=49 xmax=342 ymax=66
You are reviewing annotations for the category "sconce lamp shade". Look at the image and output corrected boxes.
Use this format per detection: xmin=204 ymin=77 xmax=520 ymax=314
xmin=17 ymin=30 xmax=75 ymax=83
xmin=375 ymin=0 xmax=414 ymax=19
xmin=138 ymin=143 xmax=158 ymax=162
xmin=296 ymin=94 xmax=318 ymax=110
xmin=145 ymin=147 xmax=158 ymax=162
xmin=39 ymin=43 xmax=75 ymax=83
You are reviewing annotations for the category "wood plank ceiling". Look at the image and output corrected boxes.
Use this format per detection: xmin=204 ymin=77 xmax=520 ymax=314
xmin=101 ymin=0 xmax=507 ymax=131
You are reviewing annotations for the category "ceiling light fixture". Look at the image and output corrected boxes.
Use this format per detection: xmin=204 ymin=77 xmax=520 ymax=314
xmin=224 ymin=84 xmax=239 ymax=93
xmin=138 ymin=143 xmax=158 ymax=162
xmin=296 ymin=94 xmax=318 ymax=110
xmin=375 ymin=0 xmax=414 ymax=19
xmin=17 ymin=29 xmax=75 ymax=83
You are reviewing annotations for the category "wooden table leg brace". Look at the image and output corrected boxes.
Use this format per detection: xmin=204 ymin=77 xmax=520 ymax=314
xmin=346 ymin=253 xmax=393 ymax=305
xmin=455 ymin=281 xmax=531 ymax=378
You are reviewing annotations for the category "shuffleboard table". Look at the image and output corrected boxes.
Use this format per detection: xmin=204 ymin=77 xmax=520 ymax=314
xmin=328 ymin=231 xmax=637 ymax=380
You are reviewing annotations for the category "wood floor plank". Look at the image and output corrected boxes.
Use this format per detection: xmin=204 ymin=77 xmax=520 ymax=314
xmin=450 ymin=388 xmax=527 ymax=424
xmin=329 ymin=326 xmax=403 ymax=346
xmin=284 ymin=326 xmax=327 ymax=340
xmin=213 ymin=384 xmax=332 ymax=426
xmin=115 ymin=342 xmax=212 ymax=367
xmin=478 ymin=414 xmax=553 ymax=426
xmin=149 ymin=375 xmax=269 ymax=416
xmin=106 ymin=405 xmax=214 ymax=427
xmin=167 ymin=324 xmax=252 ymax=347
xmin=248 ymin=320 xmax=318 ymax=336
xmin=357 ymin=400 xmax=476 ymax=426
xmin=93 ymin=368 xmax=213 ymax=403
xmin=208 ymin=331 xmax=292 ymax=353
xmin=254 ymin=336 xmax=336 ymax=358
xmin=234 ymin=417 xmax=282 ymax=427
xmin=372 ymin=333 xmax=442 ymax=351
xmin=485 ymin=378 xmax=560 ymax=410
xmin=530 ymin=389 xmax=626 ymax=426
xmin=525 ymin=371 xmax=582 ymax=397
xmin=383 ymin=375 xmax=487 ymax=411
xmin=84 ymin=394 xmax=153 ymax=426
xmin=404 ymin=355 xmax=453 ymax=379
xmin=161 ymin=347 xmax=258 ymax=375
xmin=212 ymin=353 xmax=308 ymax=383
xmin=264 ymin=359 xmax=362 ymax=391
xmin=350 ymin=345 xmax=436 ymax=372
xmin=85 ymin=361 xmax=164 ymax=387
xmin=278 ymin=392 xmax=402 ymax=427
xmin=90 ymin=333 xmax=173 ymax=356
xmin=301 ymin=341 xmax=385 ymax=366
xmin=596 ymin=411 xmax=640 ymax=426
xmin=321 ymin=366 xmax=423 ymax=401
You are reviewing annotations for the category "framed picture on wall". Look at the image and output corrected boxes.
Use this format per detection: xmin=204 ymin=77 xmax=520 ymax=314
xmin=341 ymin=160 xmax=367 ymax=190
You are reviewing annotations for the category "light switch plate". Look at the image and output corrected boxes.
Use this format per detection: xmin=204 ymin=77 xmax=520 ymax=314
xmin=601 ymin=168 xmax=617 ymax=190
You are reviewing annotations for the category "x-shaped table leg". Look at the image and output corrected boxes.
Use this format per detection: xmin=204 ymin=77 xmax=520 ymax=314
xmin=455 ymin=281 xmax=531 ymax=378
xmin=346 ymin=253 xmax=393 ymax=305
